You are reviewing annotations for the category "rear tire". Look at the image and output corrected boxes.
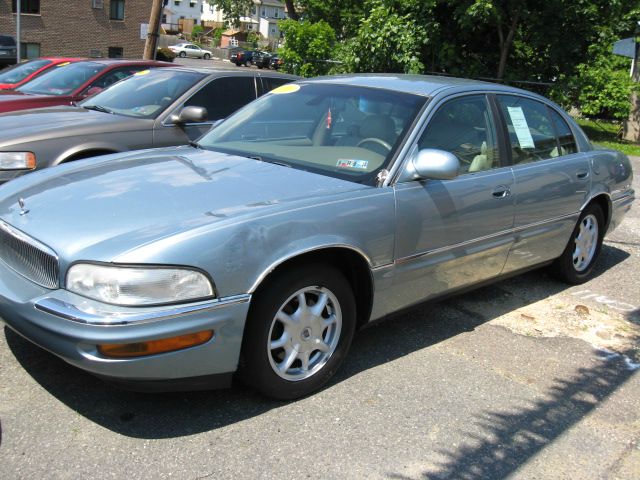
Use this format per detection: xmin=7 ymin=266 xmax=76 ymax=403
xmin=240 ymin=264 xmax=356 ymax=400
xmin=551 ymin=203 xmax=605 ymax=284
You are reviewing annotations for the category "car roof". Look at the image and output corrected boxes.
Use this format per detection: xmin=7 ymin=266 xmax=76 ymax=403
xmin=301 ymin=74 xmax=541 ymax=98
xmin=149 ymin=65 xmax=299 ymax=80
xmin=76 ymin=59 xmax=171 ymax=67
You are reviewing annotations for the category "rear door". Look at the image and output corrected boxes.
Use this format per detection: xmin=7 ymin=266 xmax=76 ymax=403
xmin=495 ymin=94 xmax=590 ymax=273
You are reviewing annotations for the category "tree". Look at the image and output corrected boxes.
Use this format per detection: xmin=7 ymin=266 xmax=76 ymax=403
xmin=207 ymin=0 xmax=253 ymax=27
xmin=297 ymin=0 xmax=365 ymax=39
xmin=278 ymin=20 xmax=336 ymax=77
xmin=341 ymin=1 xmax=433 ymax=74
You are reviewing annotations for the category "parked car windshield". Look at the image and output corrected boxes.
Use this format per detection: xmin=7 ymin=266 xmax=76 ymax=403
xmin=17 ymin=62 xmax=106 ymax=95
xmin=0 ymin=59 xmax=51 ymax=84
xmin=198 ymin=83 xmax=426 ymax=184
xmin=80 ymin=69 xmax=205 ymax=118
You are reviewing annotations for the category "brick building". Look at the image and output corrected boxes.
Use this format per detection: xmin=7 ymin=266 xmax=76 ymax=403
xmin=0 ymin=0 xmax=152 ymax=59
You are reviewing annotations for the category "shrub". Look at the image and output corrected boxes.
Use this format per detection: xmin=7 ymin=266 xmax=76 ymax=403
xmin=156 ymin=47 xmax=176 ymax=62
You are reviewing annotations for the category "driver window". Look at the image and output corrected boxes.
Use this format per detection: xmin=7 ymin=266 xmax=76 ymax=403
xmin=418 ymin=94 xmax=500 ymax=174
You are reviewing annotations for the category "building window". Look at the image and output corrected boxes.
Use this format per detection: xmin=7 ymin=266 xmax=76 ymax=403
xmin=161 ymin=14 xmax=167 ymax=23
xmin=189 ymin=0 xmax=196 ymax=7
xmin=20 ymin=42 xmax=40 ymax=59
xmin=12 ymin=0 xmax=40 ymax=14
xmin=110 ymin=0 xmax=125 ymax=20
xmin=274 ymin=10 xmax=278 ymax=18
xmin=174 ymin=0 xmax=181 ymax=5
xmin=108 ymin=47 xmax=124 ymax=58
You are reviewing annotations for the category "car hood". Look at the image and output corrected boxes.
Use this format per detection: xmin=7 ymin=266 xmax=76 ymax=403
xmin=0 ymin=147 xmax=367 ymax=262
xmin=0 ymin=106 xmax=146 ymax=146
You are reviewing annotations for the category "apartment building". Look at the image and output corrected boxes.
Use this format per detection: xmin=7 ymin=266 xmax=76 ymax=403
xmin=0 ymin=0 xmax=151 ymax=59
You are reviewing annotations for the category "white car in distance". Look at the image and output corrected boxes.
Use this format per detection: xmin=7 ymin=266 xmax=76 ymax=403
xmin=169 ymin=43 xmax=212 ymax=59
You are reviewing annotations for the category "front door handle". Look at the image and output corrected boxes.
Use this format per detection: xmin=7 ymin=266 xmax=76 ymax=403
xmin=576 ymin=170 xmax=589 ymax=179
xmin=492 ymin=185 xmax=511 ymax=198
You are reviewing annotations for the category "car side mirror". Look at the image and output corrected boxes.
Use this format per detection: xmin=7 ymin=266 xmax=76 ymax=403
xmin=405 ymin=149 xmax=460 ymax=181
xmin=171 ymin=106 xmax=208 ymax=125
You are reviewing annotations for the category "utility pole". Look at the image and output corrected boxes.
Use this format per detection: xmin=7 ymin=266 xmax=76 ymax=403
xmin=623 ymin=23 xmax=640 ymax=142
xmin=16 ymin=0 xmax=20 ymax=62
xmin=143 ymin=0 xmax=164 ymax=60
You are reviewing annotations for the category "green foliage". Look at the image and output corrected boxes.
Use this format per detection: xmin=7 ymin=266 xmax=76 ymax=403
xmin=577 ymin=119 xmax=640 ymax=156
xmin=552 ymin=49 xmax=634 ymax=120
xmin=246 ymin=31 xmax=260 ymax=47
xmin=191 ymin=25 xmax=204 ymax=38
xmin=278 ymin=20 xmax=336 ymax=77
xmin=297 ymin=0 xmax=366 ymax=39
xmin=341 ymin=2 xmax=432 ymax=74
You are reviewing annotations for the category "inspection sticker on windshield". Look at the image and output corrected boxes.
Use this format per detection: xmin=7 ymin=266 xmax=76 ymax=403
xmin=56 ymin=62 xmax=71 ymax=67
xmin=134 ymin=69 xmax=151 ymax=76
xmin=337 ymin=159 xmax=368 ymax=169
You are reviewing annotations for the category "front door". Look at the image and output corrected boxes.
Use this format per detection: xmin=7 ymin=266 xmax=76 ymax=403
xmin=388 ymin=94 xmax=516 ymax=312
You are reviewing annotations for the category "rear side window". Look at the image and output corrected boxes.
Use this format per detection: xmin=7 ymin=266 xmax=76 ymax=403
xmin=260 ymin=76 xmax=291 ymax=95
xmin=497 ymin=95 xmax=558 ymax=164
xmin=548 ymin=108 xmax=578 ymax=156
xmin=185 ymin=76 xmax=257 ymax=121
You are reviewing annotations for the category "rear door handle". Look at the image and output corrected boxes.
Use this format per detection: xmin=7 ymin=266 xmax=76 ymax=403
xmin=492 ymin=185 xmax=511 ymax=198
xmin=576 ymin=170 xmax=589 ymax=179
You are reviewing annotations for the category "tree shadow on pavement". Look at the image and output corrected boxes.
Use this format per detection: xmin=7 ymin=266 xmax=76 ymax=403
xmin=387 ymin=349 xmax=638 ymax=480
xmin=4 ymin=245 xmax=632 ymax=439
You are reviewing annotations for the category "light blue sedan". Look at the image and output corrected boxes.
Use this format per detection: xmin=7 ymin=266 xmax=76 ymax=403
xmin=0 ymin=75 xmax=634 ymax=399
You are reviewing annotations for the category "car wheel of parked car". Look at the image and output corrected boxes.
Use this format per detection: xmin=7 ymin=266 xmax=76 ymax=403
xmin=246 ymin=60 xmax=253 ymax=67
xmin=204 ymin=53 xmax=210 ymax=60
xmin=551 ymin=203 xmax=605 ymax=284
xmin=240 ymin=264 xmax=356 ymax=399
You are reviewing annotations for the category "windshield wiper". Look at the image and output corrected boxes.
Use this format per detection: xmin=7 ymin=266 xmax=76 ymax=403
xmin=83 ymin=105 xmax=114 ymax=114
xmin=189 ymin=140 xmax=201 ymax=149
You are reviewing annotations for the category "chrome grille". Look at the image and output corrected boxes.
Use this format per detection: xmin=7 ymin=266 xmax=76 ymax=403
xmin=0 ymin=220 xmax=59 ymax=289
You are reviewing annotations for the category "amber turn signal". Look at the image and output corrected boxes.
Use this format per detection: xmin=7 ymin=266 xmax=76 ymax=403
xmin=98 ymin=330 xmax=213 ymax=358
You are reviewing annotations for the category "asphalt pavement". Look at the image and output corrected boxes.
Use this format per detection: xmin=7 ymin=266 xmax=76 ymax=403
xmin=0 ymin=156 xmax=638 ymax=479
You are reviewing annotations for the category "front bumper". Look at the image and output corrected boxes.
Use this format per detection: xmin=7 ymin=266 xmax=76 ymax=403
xmin=0 ymin=258 xmax=251 ymax=390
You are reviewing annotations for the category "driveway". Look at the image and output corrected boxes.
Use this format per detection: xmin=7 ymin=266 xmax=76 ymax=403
xmin=0 ymin=158 xmax=638 ymax=479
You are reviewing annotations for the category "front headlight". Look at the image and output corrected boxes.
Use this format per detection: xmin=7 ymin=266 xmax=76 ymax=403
xmin=66 ymin=264 xmax=215 ymax=306
xmin=0 ymin=152 xmax=36 ymax=170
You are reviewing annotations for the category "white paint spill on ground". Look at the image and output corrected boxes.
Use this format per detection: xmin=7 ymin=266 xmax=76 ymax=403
xmin=594 ymin=347 xmax=640 ymax=370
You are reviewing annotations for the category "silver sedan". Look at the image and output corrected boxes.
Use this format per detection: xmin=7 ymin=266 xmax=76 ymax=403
xmin=168 ymin=43 xmax=213 ymax=59
xmin=0 ymin=75 xmax=634 ymax=399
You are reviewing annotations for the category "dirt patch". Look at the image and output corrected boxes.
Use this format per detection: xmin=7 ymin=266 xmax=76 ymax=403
xmin=489 ymin=296 xmax=640 ymax=362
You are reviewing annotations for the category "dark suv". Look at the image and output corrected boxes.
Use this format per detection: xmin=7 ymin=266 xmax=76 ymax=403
xmin=233 ymin=50 xmax=257 ymax=67
xmin=0 ymin=35 xmax=17 ymax=67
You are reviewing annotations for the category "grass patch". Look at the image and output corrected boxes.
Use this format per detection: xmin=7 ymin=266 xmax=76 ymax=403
xmin=576 ymin=118 xmax=640 ymax=157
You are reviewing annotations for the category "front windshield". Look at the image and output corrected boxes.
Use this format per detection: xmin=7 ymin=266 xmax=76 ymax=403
xmin=80 ymin=69 xmax=205 ymax=118
xmin=198 ymin=83 xmax=426 ymax=184
xmin=0 ymin=59 xmax=51 ymax=84
xmin=17 ymin=62 xmax=105 ymax=95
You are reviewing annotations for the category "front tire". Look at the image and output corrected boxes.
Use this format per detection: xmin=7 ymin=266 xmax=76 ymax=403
xmin=551 ymin=203 xmax=605 ymax=284
xmin=203 ymin=53 xmax=210 ymax=60
xmin=179 ymin=51 xmax=186 ymax=58
xmin=240 ymin=264 xmax=356 ymax=400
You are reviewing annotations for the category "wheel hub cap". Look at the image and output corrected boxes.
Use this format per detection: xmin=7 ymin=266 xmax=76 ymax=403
xmin=267 ymin=286 xmax=342 ymax=381
xmin=572 ymin=214 xmax=598 ymax=272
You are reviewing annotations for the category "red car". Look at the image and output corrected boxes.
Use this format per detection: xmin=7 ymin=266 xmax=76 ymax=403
xmin=0 ymin=59 xmax=171 ymax=114
xmin=0 ymin=57 xmax=82 ymax=90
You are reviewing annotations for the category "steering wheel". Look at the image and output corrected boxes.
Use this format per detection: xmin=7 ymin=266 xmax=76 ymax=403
xmin=356 ymin=137 xmax=392 ymax=152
